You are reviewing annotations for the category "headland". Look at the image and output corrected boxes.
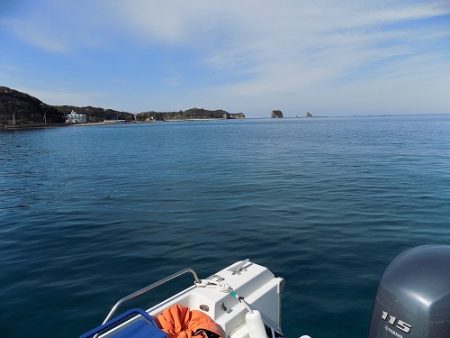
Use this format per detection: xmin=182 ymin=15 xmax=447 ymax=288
xmin=0 ymin=86 xmax=245 ymax=129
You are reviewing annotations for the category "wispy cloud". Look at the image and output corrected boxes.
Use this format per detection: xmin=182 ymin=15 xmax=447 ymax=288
xmin=192 ymin=1 xmax=450 ymax=114
xmin=104 ymin=1 xmax=226 ymax=45
xmin=3 ymin=19 xmax=68 ymax=53
xmin=1 ymin=0 xmax=449 ymax=115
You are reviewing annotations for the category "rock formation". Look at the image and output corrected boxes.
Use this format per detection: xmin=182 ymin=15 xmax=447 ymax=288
xmin=306 ymin=112 xmax=313 ymax=118
xmin=271 ymin=110 xmax=283 ymax=118
xmin=229 ymin=113 xmax=246 ymax=119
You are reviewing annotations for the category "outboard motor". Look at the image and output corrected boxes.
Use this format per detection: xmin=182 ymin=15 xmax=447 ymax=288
xmin=368 ymin=245 xmax=450 ymax=338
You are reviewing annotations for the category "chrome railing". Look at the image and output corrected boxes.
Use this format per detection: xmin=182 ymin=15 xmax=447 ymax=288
xmin=102 ymin=268 xmax=200 ymax=325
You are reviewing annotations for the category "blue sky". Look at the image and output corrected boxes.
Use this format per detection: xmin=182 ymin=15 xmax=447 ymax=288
xmin=1 ymin=0 xmax=449 ymax=117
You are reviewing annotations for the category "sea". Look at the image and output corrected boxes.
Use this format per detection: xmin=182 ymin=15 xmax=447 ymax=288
xmin=1 ymin=115 xmax=450 ymax=338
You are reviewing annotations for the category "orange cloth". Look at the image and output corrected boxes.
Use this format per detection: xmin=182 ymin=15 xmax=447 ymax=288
xmin=155 ymin=304 xmax=225 ymax=338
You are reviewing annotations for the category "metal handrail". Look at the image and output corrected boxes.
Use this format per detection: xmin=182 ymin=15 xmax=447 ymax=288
xmin=102 ymin=268 xmax=200 ymax=324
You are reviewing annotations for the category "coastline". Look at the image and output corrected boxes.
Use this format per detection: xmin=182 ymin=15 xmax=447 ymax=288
xmin=1 ymin=123 xmax=71 ymax=131
xmin=0 ymin=118 xmax=243 ymax=131
xmin=0 ymin=87 xmax=246 ymax=129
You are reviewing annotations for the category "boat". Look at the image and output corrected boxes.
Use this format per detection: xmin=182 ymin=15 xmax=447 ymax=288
xmin=81 ymin=245 xmax=450 ymax=338
xmin=80 ymin=259 xmax=288 ymax=338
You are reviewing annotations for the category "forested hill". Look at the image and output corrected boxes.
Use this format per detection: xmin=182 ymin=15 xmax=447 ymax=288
xmin=1 ymin=86 xmax=244 ymax=128
xmin=54 ymin=105 xmax=135 ymax=122
xmin=137 ymin=108 xmax=245 ymax=121
xmin=0 ymin=86 xmax=134 ymax=127
xmin=0 ymin=86 xmax=64 ymax=127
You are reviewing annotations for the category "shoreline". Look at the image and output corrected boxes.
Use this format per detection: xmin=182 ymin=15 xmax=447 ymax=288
xmin=0 ymin=118 xmax=243 ymax=130
xmin=1 ymin=123 xmax=71 ymax=131
xmin=3 ymin=113 xmax=448 ymax=131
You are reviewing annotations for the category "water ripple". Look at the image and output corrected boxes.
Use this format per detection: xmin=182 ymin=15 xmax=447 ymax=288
xmin=1 ymin=116 xmax=450 ymax=337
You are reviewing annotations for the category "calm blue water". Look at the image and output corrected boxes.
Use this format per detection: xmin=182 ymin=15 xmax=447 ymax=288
xmin=1 ymin=116 xmax=450 ymax=338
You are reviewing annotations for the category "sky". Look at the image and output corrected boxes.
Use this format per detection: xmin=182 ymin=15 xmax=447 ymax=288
xmin=0 ymin=0 xmax=449 ymax=117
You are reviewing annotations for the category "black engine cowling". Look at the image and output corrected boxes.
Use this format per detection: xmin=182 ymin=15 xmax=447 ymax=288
xmin=368 ymin=245 xmax=450 ymax=338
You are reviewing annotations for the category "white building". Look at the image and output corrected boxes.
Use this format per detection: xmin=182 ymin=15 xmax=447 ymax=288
xmin=66 ymin=110 xmax=87 ymax=124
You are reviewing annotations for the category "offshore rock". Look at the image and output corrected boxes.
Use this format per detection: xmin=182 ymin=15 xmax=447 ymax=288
xmin=229 ymin=112 xmax=246 ymax=119
xmin=0 ymin=86 xmax=65 ymax=127
xmin=306 ymin=112 xmax=313 ymax=117
xmin=271 ymin=110 xmax=283 ymax=118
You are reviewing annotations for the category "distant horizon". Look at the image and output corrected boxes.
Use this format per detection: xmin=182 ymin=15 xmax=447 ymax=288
xmin=4 ymin=83 xmax=450 ymax=119
xmin=1 ymin=1 xmax=449 ymax=117
xmin=247 ymin=113 xmax=450 ymax=118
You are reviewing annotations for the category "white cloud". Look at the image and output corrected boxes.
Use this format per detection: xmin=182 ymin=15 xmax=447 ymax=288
xmin=4 ymin=19 xmax=68 ymax=53
xmin=188 ymin=1 xmax=450 ymax=115
xmin=1 ymin=0 xmax=450 ymax=115
xmin=104 ymin=1 xmax=224 ymax=45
